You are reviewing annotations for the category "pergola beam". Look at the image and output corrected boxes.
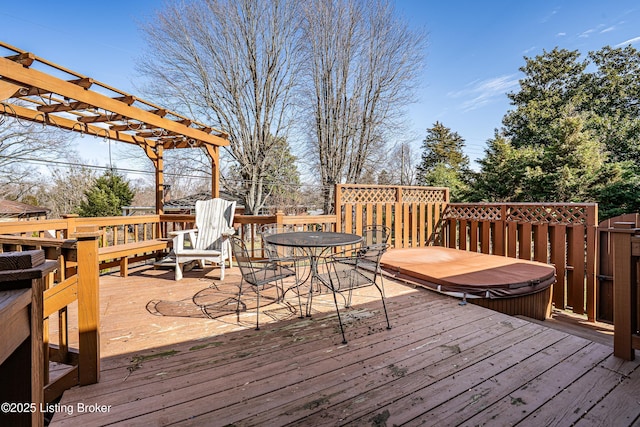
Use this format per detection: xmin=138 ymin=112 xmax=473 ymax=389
xmin=0 ymin=41 xmax=229 ymax=214
xmin=0 ymin=58 xmax=228 ymax=146
xmin=2 ymin=103 xmax=156 ymax=147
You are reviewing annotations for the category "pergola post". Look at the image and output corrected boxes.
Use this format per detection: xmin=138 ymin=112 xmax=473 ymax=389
xmin=156 ymin=145 xmax=164 ymax=215
xmin=205 ymin=145 xmax=220 ymax=199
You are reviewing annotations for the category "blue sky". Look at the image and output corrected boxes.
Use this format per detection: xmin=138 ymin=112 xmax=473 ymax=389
xmin=2 ymin=0 xmax=640 ymax=176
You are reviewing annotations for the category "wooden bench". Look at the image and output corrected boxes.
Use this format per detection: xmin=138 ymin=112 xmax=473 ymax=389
xmin=98 ymin=239 xmax=171 ymax=277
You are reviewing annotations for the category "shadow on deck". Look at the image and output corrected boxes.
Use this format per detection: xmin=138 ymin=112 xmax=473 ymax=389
xmin=49 ymin=264 xmax=640 ymax=426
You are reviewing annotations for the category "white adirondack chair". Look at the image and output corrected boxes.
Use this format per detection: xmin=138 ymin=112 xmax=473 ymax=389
xmin=171 ymin=198 xmax=236 ymax=281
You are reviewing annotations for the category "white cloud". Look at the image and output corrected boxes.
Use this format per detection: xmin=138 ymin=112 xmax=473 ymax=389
xmin=448 ymin=75 xmax=520 ymax=112
xmin=540 ymin=8 xmax=559 ymax=23
xmin=579 ymin=29 xmax=595 ymax=38
xmin=601 ymin=26 xmax=616 ymax=33
xmin=616 ymin=36 xmax=640 ymax=47
xmin=579 ymin=24 xmax=607 ymax=38
xmin=557 ymin=32 xmax=566 ymax=37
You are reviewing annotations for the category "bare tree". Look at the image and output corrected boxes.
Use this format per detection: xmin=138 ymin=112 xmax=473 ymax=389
xmin=301 ymin=0 xmax=426 ymax=212
xmin=0 ymin=117 xmax=73 ymax=200
xmin=139 ymin=0 xmax=303 ymax=214
xmin=36 ymin=163 xmax=97 ymax=218
xmin=381 ymin=142 xmax=418 ymax=185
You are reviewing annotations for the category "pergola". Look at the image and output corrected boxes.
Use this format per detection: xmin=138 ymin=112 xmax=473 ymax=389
xmin=0 ymin=41 xmax=229 ymax=214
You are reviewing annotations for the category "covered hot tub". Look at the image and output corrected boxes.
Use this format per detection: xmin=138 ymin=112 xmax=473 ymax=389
xmin=380 ymin=247 xmax=556 ymax=320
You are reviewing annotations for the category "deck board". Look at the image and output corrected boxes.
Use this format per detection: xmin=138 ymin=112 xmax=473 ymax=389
xmin=464 ymin=341 xmax=612 ymax=426
xmin=49 ymin=264 xmax=640 ymax=426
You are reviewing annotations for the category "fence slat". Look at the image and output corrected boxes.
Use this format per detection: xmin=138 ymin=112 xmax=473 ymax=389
xmin=481 ymin=222 xmax=490 ymax=254
xmin=550 ymin=225 xmax=567 ymax=310
xmin=507 ymin=221 xmax=518 ymax=257
xmin=519 ymin=222 xmax=532 ymax=260
xmin=470 ymin=220 xmax=479 ymax=252
xmin=568 ymin=225 xmax=584 ymax=314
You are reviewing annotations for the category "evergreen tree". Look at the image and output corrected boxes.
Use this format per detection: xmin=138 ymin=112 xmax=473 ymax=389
xmin=473 ymin=45 xmax=640 ymax=218
xmin=588 ymin=46 xmax=640 ymax=164
xmin=416 ymin=122 xmax=470 ymax=201
xmin=470 ymin=131 xmax=542 ymax=202
xmin=263 ymin=136 xmax=302 ymax=211
xmin=77 ymin=170 xmax=135 ymax=217
xmin=503 ymin=48 xmax=589 ymax=149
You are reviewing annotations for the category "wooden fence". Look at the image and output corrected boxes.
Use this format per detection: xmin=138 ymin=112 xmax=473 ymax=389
xmin=597 ymin=214 xmax=640 ymax=323
xmin=609 ymin=222 xmax=640 ymax=360
xmin=335 ymin=184 xmax=450 ymax=248
xmin=440 ymin=203 xmax=599 ymax=320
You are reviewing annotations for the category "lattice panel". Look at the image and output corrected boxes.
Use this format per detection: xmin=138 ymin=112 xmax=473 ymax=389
xmin=338 ymin=185 xmax=448 ymax=205
xmin=402 ymin=188 xmax=448 ymax=203
xmin=508 ymin=205 xmax=589 ymax=225
xmin=443 ymin=205 xmax=503 ymax=221
xmin=339 ymin=186 xmax=398 ymax=204
xmin=443 ymin=203 xmax=594 ymax=225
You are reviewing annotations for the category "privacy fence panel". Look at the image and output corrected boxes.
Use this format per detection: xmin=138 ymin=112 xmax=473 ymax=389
xmin=442 ymin=203 xmax=598 ymax=320
xmin=597 ymin=213 xmax=640 ymax=323
xmin=335 ymin=184 xmax=449 ymax=249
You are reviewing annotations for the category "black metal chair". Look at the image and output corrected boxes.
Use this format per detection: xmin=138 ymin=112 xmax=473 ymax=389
xmin=361 ymin=224 xmax=391 ymax=247
xmin=323 ymin=243 xmax=391 ymax=344
xmin=358 ymin=224 xmax=391 ymax=297
xmin=229 ymin=236 xmax=297 ymax=330
xmin=259 ymin=224 xmax=308 ymax=317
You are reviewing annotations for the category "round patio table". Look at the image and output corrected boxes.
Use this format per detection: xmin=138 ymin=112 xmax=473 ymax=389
xmin=264 ymin=231 xmax=362 ymax=250
xmin=264 ymin=231 xmax=362 ymax=315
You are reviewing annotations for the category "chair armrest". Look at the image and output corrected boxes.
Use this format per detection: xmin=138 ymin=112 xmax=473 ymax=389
xmin=221 ymin=227 xmax=236 ymax=237
xmin=329 ymin=249 xmax=359 ymax=263
xmin=171 ymin=229 xmax=198 ymax=251
xmin=168 ymin=228 xmax=197 ymax=236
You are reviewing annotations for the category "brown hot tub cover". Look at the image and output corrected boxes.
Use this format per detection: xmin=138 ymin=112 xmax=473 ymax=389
xmin=380 ymin=247 xmax=556 ymax=299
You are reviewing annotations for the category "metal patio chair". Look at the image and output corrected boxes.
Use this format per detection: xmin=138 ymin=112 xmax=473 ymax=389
xmin=259 ymin=224 xmax=308 ymax=317
xmin=323 ymin=243 xmax=392 ymax=344
xmin=359 ymin=224 xmax=391 ymax=294
xmin=230 ymin=235 xmax=297 ymax=330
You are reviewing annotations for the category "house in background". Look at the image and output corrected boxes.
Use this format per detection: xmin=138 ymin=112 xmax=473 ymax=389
xmin=0 ymin=199 xmax=50 ymax=221
xmin=163 ymin=191 xmax=245 ymax=215
xmin=122 ymin=191 xmax=245 ymax=216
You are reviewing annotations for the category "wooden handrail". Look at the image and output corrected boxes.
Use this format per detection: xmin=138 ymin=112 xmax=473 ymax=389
xmin=611 ymin=222 xmax=640 ymax=360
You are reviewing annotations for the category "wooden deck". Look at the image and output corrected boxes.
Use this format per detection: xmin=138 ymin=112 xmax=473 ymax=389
xmin=49 ymin=263 xmax=640 ymax=426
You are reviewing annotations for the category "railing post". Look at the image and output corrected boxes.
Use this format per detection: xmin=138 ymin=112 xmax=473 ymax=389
xmin=585 ymin=204 xmax=598 ymax=321
xmin=62 ymin=214 xmax=78 ymax=239
xmin=611 ymin=222 xmax=636 ymax=360
xmin=72 ymin=225 xmax=101 ymax=385
xmin=275 ymin=210 xmax=284 ymax=227
xmin=335 ymin=184 xmax=342 ymax=233
xmin=0 ymin=251 xmax=57 ymax=427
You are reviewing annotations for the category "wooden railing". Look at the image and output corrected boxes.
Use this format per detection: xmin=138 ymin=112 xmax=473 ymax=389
xmin=610 ymin=222 xmax=640 ymax=360
xmin=0 ymin=252 xmax=55 ymax=427
xmin=440 ymin=203 xmax=599 ymax=320
xmin=0 ymin=189 xmax=619 ymax=397
xmin=0 ymin=214 xmax=165 ymax=247
xmin=597 ymin=214 xmax=640 ymax=323
xmin=0 ymin=228 xmax=101 ymax=404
